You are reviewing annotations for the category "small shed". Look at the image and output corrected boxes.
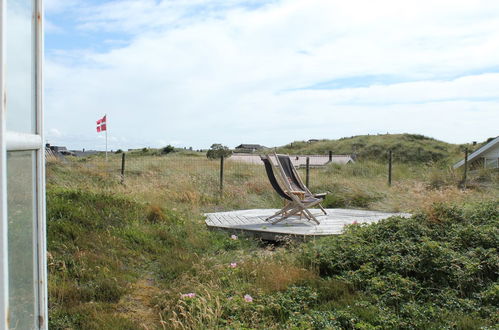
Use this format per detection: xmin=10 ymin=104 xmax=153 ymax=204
xmin=453 ymin=136 xmax=499 ymax=169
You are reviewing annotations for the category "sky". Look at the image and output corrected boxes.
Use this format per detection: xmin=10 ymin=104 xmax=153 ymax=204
xmin=44 ymin=0 xmax=499 ymax=150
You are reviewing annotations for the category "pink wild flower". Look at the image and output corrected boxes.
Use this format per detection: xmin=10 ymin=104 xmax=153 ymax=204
xmin=230 ymin=234 xmax=238 ymax=240
xmin=181 ymin=293 xmax=196 ymax=299
xmin=244 ymin=294 xmax=253 ymax=303
xmin=229 ymin=262 xmax=237 ymax=268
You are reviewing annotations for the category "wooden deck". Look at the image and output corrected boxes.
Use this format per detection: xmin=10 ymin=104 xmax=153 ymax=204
xmin=205 ymin=209 xmax=411 ymax=240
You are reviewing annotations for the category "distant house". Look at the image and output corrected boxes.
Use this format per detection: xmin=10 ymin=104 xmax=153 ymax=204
xmin=229 ymin=154 xmax=355 ymax=167
xmin=234 ymin=144 xmax=266 ymax=153
xmin=49 ymin=145 xmax=67 ymax=152
xmin=46 ymin=144 xmax=76 ymax=157
xmin=308 ymin=139 xmax=320 ymax=143
xmin=453 ymin=136 xmax=499 ymax=169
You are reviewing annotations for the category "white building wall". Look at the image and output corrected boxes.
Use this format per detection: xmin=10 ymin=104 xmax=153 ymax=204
xmin=482 ymin=144 xmax=499 ymax=168
xmin=482 ymin=144 xmax=499 ymax=159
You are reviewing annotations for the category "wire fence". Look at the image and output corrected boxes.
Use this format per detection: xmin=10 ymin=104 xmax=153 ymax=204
xmin=46 ymin=149 xmax=483 ymax=198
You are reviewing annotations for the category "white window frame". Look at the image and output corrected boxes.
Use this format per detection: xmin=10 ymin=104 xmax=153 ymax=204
xmin=0 ymin=0 xmax=47 ymax=328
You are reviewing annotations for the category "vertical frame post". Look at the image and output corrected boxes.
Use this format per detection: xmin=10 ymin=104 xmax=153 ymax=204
xmin=306 ymin=157 xmax=310 ymax=187
xmin=35 ymin=0 xmax=48 ymax=327
xmin=219 ymin=155 xmax=224 ymax=198
xmin=121 ymin=152 xmax=126 ymax=184
xmin=0 ymin=0 xmax=10 ymax=327
xmin=105 ymin=114 xmax=108 ymax=161
xmin=388 ymin=150 xmax=392 ymax=186
xmin=462 ymin=148 xmax=468 ymax=189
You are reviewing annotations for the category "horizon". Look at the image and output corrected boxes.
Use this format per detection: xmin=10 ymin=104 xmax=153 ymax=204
xmin=44 ymin=0 xmax=499 ymax=150
xmin=46 ymin=132 xmax=496 ymax=152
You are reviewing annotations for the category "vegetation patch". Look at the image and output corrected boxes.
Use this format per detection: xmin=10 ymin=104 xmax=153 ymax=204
xmin=46 ymin=146 xmax=498 ymax=329
xmin=301 ymin=201 xmax=499 ymax=328
xmin=276 ymin=133 xmax=473 ymax=163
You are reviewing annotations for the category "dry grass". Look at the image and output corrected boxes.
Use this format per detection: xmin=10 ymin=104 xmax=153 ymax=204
xmin=240 ymin=259 xmax=318 ymax=293
xmin=46 ymin=155 xmax=498 ymax=328
xmin=169 ymin=289 xmax=223 ymax=330
xmin=115 ymin=277 xmax=164 ymax=330
xmin=47 ymin=155 xmax=498 ymax=215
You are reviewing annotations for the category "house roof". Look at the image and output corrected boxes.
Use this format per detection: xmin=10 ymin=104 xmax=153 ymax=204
xmin=453 ymin=136 xmax=499 ymax=168
xmin=236 ymin=144 xmax=265 ymax=149
xmin=228 ymin=154 xmax=354 ymax=166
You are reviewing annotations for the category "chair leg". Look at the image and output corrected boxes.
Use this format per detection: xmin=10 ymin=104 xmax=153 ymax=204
xmin=302 ymin=207 xmax=320 ymax=225
xmin=266 ymin=203 xmax=294 ymax=221
xmin=271 ymin=204 xmax=305 ymax=224
xmin=319 ymin=203 xmax=327 ymax=215
xmin=270 ymin=199 xmax=322 ymax=225
xmin=289 ymin=201 xmax=322 ymax=225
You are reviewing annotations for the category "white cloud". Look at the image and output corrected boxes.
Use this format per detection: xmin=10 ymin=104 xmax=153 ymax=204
xmin=48 ymin=128 xmax=62 ymax=137
xmin=45 ymin=0 xmax=499 ymax=150
xmin=44 ymin=0 xmax=79 ymax=14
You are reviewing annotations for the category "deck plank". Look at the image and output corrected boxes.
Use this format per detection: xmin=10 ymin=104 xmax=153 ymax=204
xmin=205 ymin=209 xmax=410 ymax=240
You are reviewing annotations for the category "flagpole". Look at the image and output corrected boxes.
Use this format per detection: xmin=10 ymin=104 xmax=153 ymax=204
xmin=105 ymin=114 xmax=108 ymax=161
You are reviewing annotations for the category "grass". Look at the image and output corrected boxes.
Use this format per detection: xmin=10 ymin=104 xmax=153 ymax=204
xmin=276 ymin=133 xmax=481 ymax=163
xmin=46 ymin=153 xmax=498 ymax=329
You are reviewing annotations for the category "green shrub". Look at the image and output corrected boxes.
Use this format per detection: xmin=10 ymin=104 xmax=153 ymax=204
xmin=300 ymin=201 xmax=499 ymax=327
xmin=161 ymin=145 xmax=175 ymax=155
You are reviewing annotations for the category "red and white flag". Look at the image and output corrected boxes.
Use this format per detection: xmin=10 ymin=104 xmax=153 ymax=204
xmin=96 ymin=115 xmax=107 ymax=132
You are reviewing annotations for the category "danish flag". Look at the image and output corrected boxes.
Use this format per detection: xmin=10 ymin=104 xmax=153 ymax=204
xmin=96 ymin=115 xmax=107 ymax=132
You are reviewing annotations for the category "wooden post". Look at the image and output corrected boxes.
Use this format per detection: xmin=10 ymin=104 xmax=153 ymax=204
xmin=329 ymin=150 xmax=332 ymax=162
xmin=120 ymin=153 xmax=126 ymax=184
xmin=462 ymin=148 xmax=468 ymax=188
xmin=219 ymin=155 xmax=224 ymax=197
xmin=388 ymin=150 xmax=392 ymax=186
xmin=306 ymin=157 xmax=310 ymax=187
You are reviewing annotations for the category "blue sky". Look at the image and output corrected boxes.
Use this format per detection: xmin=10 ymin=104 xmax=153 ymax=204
xmin=44 ymin=0 xmax=499 ymax=150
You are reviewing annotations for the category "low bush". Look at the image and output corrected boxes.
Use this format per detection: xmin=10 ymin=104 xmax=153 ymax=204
xmin=301 ymin=201 xmax=499 ymax=328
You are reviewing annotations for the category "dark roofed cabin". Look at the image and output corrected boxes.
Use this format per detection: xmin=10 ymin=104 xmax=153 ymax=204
xmin=235 ymin=144 xmax=266 ymax=153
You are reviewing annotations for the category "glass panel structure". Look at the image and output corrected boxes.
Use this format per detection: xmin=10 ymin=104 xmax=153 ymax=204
xmin=7 ymin=151 xmax=37 ymax=329
xmin=6 ymin=0 xmax=36 ymax=133
xmin=484 ymin=158 xmax=498 ymax=168
xmin=1 ymin=0 xmax=46 ymax=328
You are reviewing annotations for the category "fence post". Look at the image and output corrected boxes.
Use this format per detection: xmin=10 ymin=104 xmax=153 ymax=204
xmin=388 ymin=150 xmax=392 ymax=186
xmin=219 ymin=155 xmax=224 ymax=197
xmin=120 ymin=153 xmax=126 ymax=184
xmin=306 ymin=157 xmax=310 ymax=187
xmin=329 ymin=151 xmax=332 ymax=162
xmin=462 ymin=148 xmax=468 ymax=189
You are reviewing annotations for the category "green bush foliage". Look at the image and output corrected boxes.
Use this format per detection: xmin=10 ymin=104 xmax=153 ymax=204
xmin=301 ymin=201 xmax=499 ymax=328
xmin=161 ymin=145 xmax=175 ymax=155
xmin=206 ymin=143 xmax=232 ymax=159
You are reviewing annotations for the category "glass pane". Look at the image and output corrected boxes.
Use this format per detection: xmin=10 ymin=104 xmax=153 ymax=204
xmin=7 ymin=151 xmax=38 ymax=329
xmin=6 ymin=0 xmax=36 ymax=133
xmin=484 ymin=158 xmax=498 ymax=168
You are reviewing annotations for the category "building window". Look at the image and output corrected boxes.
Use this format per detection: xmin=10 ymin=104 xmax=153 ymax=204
xmin=1 ymin=0 xmax=47 ymax=328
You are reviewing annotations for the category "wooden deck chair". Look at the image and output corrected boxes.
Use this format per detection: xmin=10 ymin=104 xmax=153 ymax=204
xmin=274 ymin=153 xmax=328 ymax=216
xmin=260 ymin=155 xmax=322 ymax=225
